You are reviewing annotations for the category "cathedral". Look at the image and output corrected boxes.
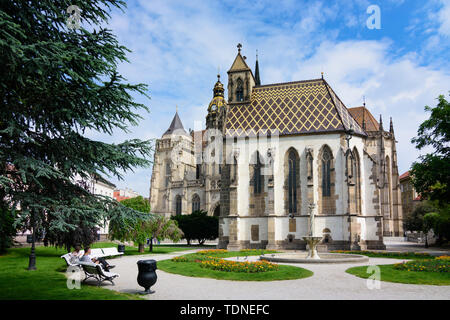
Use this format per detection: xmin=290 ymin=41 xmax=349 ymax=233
xmin=149 ymin=44 xmax=403 ymax=251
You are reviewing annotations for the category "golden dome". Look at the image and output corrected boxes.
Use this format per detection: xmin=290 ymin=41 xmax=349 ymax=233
xmin=208 ymin=74 xmax=226 ymax=113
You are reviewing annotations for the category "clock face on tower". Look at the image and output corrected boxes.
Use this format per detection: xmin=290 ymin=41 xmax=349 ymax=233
xmin=211 ymin=104 xmax=217 ymax=111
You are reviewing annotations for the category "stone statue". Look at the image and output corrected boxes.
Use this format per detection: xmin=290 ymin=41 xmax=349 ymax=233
xmin=308 ymin=203 xmax=316 ymax=237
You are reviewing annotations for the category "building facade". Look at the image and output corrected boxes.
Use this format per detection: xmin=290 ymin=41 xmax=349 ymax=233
xmin=150 ymin=44 xmax=403 ymax=251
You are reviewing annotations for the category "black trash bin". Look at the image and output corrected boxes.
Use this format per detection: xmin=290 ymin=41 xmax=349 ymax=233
xmin=137 ymin=259 xmax=157 ymax=294
xmin=117 ymin=244 xmax=125 ymax=253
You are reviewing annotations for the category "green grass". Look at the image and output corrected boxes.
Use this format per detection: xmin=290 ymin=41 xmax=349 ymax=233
xmin=0 ymin=242 xmax=209 ymax=300
xmin=90 ymin=242 xmax=203 ymax=256
xmin=346 ymin=264 xmax=450 ymax=286
xmin=158 ymin=250 xmax=313 ymax=281
xmin=0 ymin=246 xmax=143 ymax=300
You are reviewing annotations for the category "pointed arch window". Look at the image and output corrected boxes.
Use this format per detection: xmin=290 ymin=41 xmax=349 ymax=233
xmin=192 ymin=194 xmax=200 ymax=212
xmin=322 ymin=148 xmax=332 ymax=197
xmin=236 ymin=78 xmax=244 ymax=102
xmin=253 ymin=152 xmax=263 ymax=194
xmin=288 ymin=150 xmax=298 ymax=213
xmin=175 ymin=195 xmax=182 ymax=216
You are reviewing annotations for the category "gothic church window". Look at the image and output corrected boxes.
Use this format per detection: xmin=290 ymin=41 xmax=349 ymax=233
xmin=196 ymin=164 xmax=201 ymax=179
xmin=175 ymin=195 xmax=182 ymax=216
xmin=236 ymin=78 xmax=244 ymax=102
xmin=322 ymin=147 xmax=332 ymax=197
xmin=192 ymin=194 xmax=200 ymax=212
xmin=253 ymin=151 xmax=263 ymax=194
xmin=288 ymin=150 xmax=298 ymax=214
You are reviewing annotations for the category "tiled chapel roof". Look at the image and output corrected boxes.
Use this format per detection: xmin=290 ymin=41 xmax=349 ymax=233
xmin=225 ymin=78 xmax=366 ymax=138
xmin=348 ymin=106 xmax=380 ymax=132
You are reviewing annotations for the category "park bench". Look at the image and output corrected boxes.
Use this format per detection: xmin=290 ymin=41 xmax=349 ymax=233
xmin=78 ymin=261 xmax=120 ymax=286
xmin=61 ymin=247 xmax=124 ymax=267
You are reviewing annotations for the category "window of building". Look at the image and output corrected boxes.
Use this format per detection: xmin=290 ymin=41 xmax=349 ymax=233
xmin=192 ymin=194 xmax=200 ymax=212
xmin=322 ymin=147 xmax=332 ymax=197
xmin=175 ymin=195 xmax=182 ymax=216
xmin=236 ymin=78 xmax=244 ymax=102
xmin=288 ymin=150 xmax=298 ymax=214
xmin=253 ymin=152 xmax=263 ymax=194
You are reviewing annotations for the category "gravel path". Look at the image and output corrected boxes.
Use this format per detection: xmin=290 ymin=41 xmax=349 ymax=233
xmin=98 ymin=250 xmax=450 ymax=300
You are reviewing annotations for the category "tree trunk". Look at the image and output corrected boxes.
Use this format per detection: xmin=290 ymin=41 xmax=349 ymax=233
xmin=28 ymin=213 xmax=37 ymax=270
xmin=149 ymin=239 xmax=153 ymax=252
xmin=138 ymin=243 xmax=145 ymax=253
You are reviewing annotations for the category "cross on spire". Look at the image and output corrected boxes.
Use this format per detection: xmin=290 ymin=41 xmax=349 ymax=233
xmin=237 ymin=43 xmax=242 ymax=53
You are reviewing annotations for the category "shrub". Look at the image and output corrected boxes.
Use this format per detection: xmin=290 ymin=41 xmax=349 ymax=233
xmin=171 ymin=210 xmax=218 ymax=245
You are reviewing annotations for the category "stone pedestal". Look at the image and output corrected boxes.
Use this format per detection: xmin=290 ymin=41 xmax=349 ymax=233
xmin=303 ymin=236 xmax=323 ymax=259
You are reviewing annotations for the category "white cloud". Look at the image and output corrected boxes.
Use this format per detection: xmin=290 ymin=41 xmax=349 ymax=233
xmin=88 ymin=1 xmax=450 ymax=196
xmin=438 ymin=0 xmax=450 ymax=36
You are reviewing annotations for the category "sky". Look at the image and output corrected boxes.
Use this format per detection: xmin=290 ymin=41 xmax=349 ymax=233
xmin=85 ymin=0 xmax=450 ymax=197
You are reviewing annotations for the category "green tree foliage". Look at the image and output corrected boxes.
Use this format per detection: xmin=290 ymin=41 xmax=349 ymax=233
xmin=119 ymin=196 xmax=150 ymax=214
xmin=423 ymin=206 xmax=450 ymax=244
xmin=0 ymin=205 xmax=17 ymax=254
xmin=411 ymin=94 xmax=450 ymax=204
xmin=111 ymin=197 xmax=183 ymax=252
xmin=172 ymin=210 xmax=218 ymax=245
xmin=0 ymin=1 xmax=153 ymax=266
xmin=404 ymin=201 xmax=437 ymax=232
xmin=411 ymin=94 xmax=450 ymax=243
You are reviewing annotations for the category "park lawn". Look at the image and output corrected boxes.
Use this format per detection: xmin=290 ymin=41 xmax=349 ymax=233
xmin=0 ymin=246 xmax=142 ymax=300
xmin=346 ymin=264 xmax=450 ymax=286
xmin=158 ymin=250 xmax=314 ymax=281
xmin=0 ymin=242 xmax=209 ymax=300
xmin=91 ymin=242 xmax=210 ymax=255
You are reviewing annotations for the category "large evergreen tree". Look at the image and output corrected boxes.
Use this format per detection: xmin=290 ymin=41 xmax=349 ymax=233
xmin=0 ymin=1 xmax=153 ymax=269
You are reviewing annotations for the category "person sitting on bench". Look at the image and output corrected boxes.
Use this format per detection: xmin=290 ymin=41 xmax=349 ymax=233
xmin=80 ymin=246 xmax=115 ymax=271
xmin=69 ymin=245 xmax=83 ymax=265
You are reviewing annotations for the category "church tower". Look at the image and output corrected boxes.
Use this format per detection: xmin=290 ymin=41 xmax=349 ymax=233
xmin=206 ymin=74 xmax=226 ymax=130
xmin=227 ymin=43 xmax=256 ymax=104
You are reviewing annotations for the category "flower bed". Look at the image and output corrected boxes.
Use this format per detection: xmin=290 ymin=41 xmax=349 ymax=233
xmin=197 ymin=249 xmax=228 ymax=255
xmin=171 ymin=256 xmax=189 ymax=262
xmin=200 ymin=258 xmax=279 ymax=273
xmin=393 ymin=256 xmax=450 ymax=273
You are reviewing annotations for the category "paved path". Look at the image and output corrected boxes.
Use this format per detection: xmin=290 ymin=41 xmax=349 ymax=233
xmin=100 ymin=250 xmax=450 ymax=300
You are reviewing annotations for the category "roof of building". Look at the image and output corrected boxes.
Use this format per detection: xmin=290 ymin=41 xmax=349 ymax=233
xmin=348 ymin=106 xmax=380 ymax=132
xmin=228 ymin=51 xmax=252 ymax=73
xmin=225 ymin=78 xmax=366 ymax=138
xmin=91 ymin=173 xmax=116 ymax=188
xmin=163 ymin=111 xmax=188 ymax=137
xmin=399 ymin=171 xmax=410 ymax=181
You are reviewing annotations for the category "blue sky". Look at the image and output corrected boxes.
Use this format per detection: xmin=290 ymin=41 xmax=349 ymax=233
xmin=86 ymin=0 xmax=450 ymax=196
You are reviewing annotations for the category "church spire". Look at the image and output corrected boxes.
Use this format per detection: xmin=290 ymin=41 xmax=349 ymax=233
xmin=389 ymin=117 xmax=394 ymax=136
xmin=255 ymin=50 xmax=261 ymax=86
xmin=362 ymin=96 xmax=366 ymax=131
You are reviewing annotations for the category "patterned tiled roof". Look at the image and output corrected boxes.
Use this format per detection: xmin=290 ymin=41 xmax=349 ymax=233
xmin=348 ymin=106 xmax=380 ymax=132
xmin=225 ymin=79 xmax=366 ymax=137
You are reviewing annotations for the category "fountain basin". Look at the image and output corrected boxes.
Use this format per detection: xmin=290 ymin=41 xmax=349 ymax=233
xmin=261 ymin=252 xmax=369 ymax=264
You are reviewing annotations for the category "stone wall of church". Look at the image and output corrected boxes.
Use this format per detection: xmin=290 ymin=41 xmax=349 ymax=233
xmin=221 ymin=133 xmax=384 ymax=250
